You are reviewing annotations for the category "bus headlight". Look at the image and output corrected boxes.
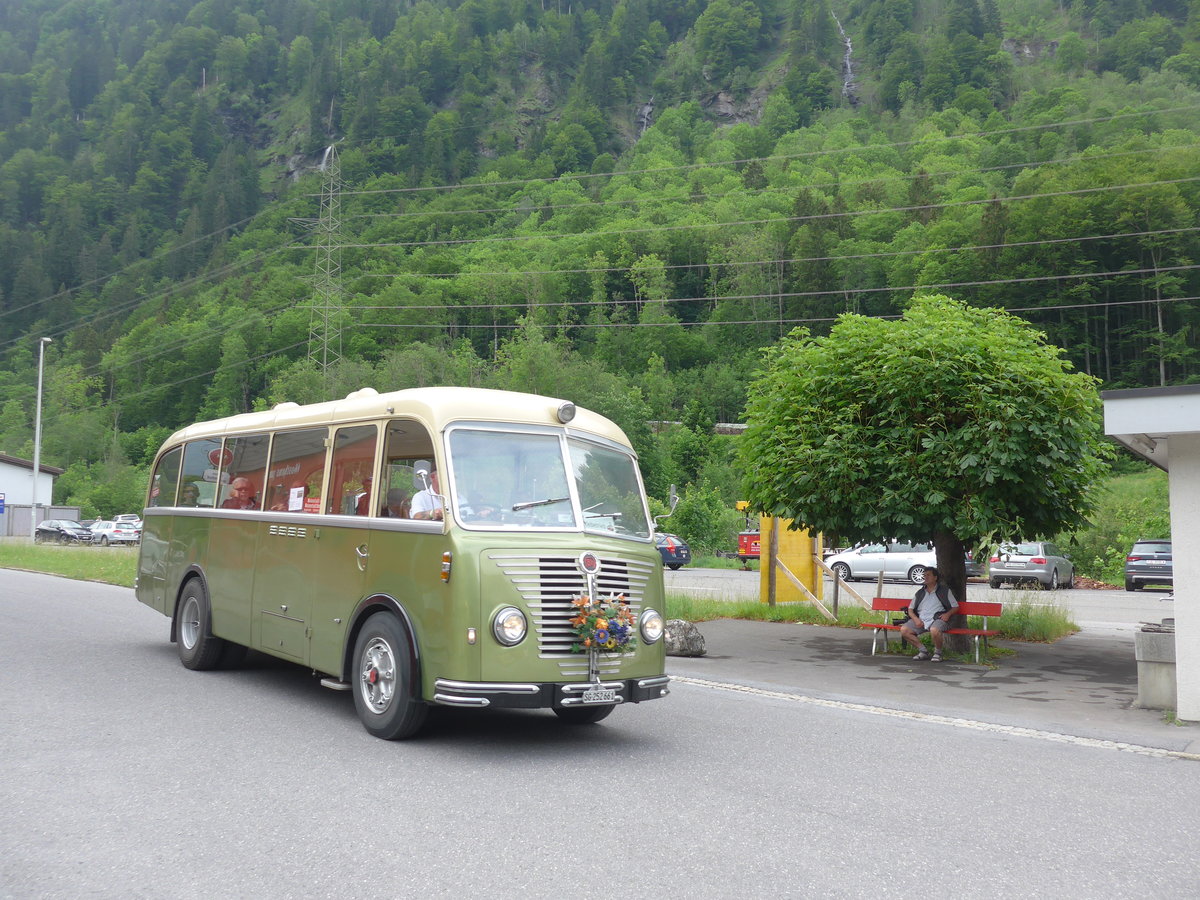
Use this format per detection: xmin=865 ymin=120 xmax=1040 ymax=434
xmin=492 ymin=607 xmax=527 ymax=646
xmin=640 ymin=608 xmax=665 ymax=644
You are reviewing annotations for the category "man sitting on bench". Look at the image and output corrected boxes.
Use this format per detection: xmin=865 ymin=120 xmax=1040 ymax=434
xmin=899 ymin=566 xmax=959 ymax=663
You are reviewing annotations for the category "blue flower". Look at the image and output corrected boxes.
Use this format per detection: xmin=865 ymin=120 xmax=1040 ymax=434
xmin=594 ymin=628 xmax=609 ymax=644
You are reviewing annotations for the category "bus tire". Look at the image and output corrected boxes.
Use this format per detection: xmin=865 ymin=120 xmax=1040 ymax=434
xmin=352 ymin=612 xmax=427 ymax=740
xmin=176 ymin=579 xmax=225 ymax=671
xmin=553 ymin=705 xmax=615 ymax=725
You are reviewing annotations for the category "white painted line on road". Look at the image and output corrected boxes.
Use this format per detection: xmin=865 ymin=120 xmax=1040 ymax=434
xmin=673 ymin=676 xmax=1200 ymax=762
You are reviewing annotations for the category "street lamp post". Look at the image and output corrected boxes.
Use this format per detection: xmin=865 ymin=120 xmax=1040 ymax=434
xmin=29 ymin=337 xmax=51 ymax=541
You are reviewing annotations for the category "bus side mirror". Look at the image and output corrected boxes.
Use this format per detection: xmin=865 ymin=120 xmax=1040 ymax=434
xmin=652 ymin=484 xmax=678 ymax=532
xmin=413 ymin=460 xmax=432 ymax=491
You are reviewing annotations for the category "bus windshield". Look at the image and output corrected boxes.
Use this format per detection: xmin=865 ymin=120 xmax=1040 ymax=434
xmin=447 ymin=427 xmax=651 ymax=539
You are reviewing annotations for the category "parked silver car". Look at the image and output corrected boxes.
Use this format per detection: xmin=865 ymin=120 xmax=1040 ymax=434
xmin=1124 ymin=539 xmax=1172 ymax=591
xmin=988 ymin=541 xmax=1074 ymax=590
xmin=90 ymin=520 xmax=142 ymax=546
xmin=827 ymin=541 xmax=981 ymax=585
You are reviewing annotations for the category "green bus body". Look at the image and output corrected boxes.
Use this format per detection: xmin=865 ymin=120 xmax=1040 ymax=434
xmin=135 ymin=387 xmax=669 ymax=737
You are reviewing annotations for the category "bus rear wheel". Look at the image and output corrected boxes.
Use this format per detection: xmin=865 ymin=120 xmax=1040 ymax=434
xmin=176 ymin=579 xmax=225 ymax=671
xmin=352 ymin=612 xmax=427 ymax=740
xmin=553 ymin=705 xmax=615 ymax=725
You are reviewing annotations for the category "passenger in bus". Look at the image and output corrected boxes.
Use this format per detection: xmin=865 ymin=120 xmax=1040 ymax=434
xmin=410 ymin=469 xmax=443 ymax=520
xmin=180 ymin=483 xmax=201 ymax=507
xmin=221 ymin=477 xmax=257 ymax=510
xmin=355 ymin=476 xmax=373 ymax=516
xmin=382 ymin=488 xmax=410 ymax=518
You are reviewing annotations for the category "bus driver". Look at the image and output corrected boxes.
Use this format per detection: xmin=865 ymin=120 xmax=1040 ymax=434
xmin=410 ymin=469 xmax=443 ymax=521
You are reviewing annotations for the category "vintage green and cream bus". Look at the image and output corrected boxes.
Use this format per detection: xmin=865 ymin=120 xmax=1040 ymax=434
xmin=135 ymin=387 xmax=669 ymax=739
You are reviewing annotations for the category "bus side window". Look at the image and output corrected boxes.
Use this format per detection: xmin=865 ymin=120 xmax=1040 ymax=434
xmin=266 ymin=428 xmax=326 ymax=514
xmin=326 ymin=424 xmax=378 ymax=515
xmin=218 ymin=434 xmax=269 ymax=510
xmin=148 ymin=447 xmax=182 ymax=507
xmin=179 ymin=439 xmax=222 ymax=508
xmin=383 ymin=420 xmax=436 ymax=516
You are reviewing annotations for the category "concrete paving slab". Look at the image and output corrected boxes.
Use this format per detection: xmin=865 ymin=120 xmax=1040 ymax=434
xmin=665 ymin=618 xmax=1200 ymax=755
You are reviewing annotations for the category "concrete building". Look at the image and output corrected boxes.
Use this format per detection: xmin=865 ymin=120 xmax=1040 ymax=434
xmin=1103 ymin=383 xmax=1199 ymax=721
xmin=0 ymin=453 xmax=65 ymax=537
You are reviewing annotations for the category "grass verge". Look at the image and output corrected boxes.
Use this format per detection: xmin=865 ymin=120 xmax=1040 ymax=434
xmin=0 ymin=542 xmax=137 ymax=588
xmin=688 ymin=554 xmax=758 ymax=571
xmin=666 ymin=591 xmax=1078 ymax=643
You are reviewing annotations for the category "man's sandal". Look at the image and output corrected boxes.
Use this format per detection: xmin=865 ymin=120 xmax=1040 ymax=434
xmin=914 ymin=650 xmax=931 ymax=661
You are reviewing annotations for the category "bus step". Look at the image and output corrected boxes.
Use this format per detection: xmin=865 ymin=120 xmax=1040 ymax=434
xmin=320 ymin=678 xmax=352 ymax=692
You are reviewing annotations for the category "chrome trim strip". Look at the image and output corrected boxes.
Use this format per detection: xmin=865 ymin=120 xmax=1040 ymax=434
xmin=434 ymin=679 xmax=542 ymax=696
xmin=560 ymin=681 xmax=626 ymax=695
xmin=433 ymin=694 xmax=491 ymax=707
xmin=561 ymin=696 xmax=625 ymax=707
xmin=139 ymin=506 xmax=443 ymax=533
xmin=636 ymin=675 xmax=671 ymax=689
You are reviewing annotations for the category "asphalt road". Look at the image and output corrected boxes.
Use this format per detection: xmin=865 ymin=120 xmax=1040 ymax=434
xmin=3 ymin=569 xmax=1198 ymax=898
xmin=665 ymin=567 xmax=1174 ymax=630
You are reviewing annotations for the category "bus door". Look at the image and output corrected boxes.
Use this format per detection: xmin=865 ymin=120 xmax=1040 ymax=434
xmin=207 ymin=433 xmax=270 ymax=646
xmin=307 ymin=424 xmax=380 ymax=674
xmin=139 ymin=446 xmax=183 ymax=614
xmin=252 ymin=427 xmax=333 ymax=663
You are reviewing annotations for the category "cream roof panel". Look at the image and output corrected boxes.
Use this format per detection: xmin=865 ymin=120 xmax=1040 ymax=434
xmin=161 ymin=387 xmax=630 ymax=451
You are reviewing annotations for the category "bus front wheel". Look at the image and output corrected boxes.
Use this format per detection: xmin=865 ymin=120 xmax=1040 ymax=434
xmin=352 ymin=612 xmax=427 ymax=740
xmin=176 ymin=579 xmax=225 ymax=671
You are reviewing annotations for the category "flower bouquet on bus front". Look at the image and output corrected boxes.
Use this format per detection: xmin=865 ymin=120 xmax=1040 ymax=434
xmin=569 ymin=593 xmax=637 ymax=654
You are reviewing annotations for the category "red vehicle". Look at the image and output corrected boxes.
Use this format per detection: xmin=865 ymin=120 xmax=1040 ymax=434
xmin=735 ymin=502 xmax=760 ymax=563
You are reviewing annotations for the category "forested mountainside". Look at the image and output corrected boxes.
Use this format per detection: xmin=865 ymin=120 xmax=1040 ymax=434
xmin=0 ymin=0 xmax=1197 ymax=520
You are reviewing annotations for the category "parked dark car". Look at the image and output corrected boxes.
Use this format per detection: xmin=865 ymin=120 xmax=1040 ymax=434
xmin=34 ymin=520 xmax=95 ymax=544
xmin=1125 ymin=539 xmax=1172 ymax=591
xmin=656 ymin=533 xmax=692 ymax=570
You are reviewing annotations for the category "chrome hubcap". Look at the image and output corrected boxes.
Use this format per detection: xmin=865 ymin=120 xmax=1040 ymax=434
xmin=180 ymin=595 xmax=200 ymax=649
xmin=359 ymin=637 xmax=396 ymax=715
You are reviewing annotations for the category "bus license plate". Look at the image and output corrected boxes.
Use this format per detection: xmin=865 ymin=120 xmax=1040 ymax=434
xmin=582 ymin=688 xmax=617 ymax=704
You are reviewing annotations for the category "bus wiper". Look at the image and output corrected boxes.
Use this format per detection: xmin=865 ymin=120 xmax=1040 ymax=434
xmin=511 ymin=496 xmax=571 ymax=511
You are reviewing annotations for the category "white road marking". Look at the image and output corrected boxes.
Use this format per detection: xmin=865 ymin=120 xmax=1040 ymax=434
xmin=673 ymin=675 xmax=1200 ymax=762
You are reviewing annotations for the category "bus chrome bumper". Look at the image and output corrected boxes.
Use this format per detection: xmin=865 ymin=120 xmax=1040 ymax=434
xmin=432 ymin=675 xmax=670 ymax=709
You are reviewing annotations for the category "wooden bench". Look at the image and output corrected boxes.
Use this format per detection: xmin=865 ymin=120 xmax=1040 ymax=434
xmin=863 ymin=598 xmax=1003 ymax=663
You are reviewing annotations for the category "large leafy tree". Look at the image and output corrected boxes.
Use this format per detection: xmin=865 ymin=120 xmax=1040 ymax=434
xmin=739 ymin=294 xmax=1112 ymax=620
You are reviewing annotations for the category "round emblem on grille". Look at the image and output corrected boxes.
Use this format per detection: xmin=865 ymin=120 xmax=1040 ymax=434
xmin=577 ymin=551 xmax=602 ymax=575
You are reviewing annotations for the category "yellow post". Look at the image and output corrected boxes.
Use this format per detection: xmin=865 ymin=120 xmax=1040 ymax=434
xmin=758 ymin=516 xmax=823 ymax=605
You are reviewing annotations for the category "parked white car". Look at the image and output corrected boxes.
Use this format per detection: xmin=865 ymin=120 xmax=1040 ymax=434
xmin=827 ymin=541 xmax=984 ymax=585
xmin=90 ymin=520 xmax=142 ymax=546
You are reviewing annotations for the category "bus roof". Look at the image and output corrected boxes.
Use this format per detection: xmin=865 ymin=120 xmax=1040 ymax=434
xmin=161 ymin=386 xmax=633 ymax=450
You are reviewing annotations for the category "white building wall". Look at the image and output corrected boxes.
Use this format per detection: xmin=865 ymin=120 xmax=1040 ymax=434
xmin=1169 ymin=433 xmax=1200 ymax=721
xmin=0 ymin=463 xmax=55 ymax=506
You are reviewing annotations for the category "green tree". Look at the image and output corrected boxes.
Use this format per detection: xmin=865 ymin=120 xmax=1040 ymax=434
xmin=738 ymin=295 xmax=1112 ymax=634
xmin=694 ymin=0 xmax=762 ymax=85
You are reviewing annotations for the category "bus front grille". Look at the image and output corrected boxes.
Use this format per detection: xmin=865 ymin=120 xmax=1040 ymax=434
xmin=487 ymin=552 xmax=657 ymax=668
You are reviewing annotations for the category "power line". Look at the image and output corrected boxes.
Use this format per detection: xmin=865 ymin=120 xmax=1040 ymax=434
xmin=355 ymin=225 xmax=1200 ymax=281
xmin=8 ymin=121 xmax=1195 ymax=352
xmin=353 ymin=294 xmax=1198 ymax=329
xmin=333 ymin=143 xmax=1200 ymax=223
xmin=293 ymin=176 xmax=1200 ymax=252
xmin=5 ymin=219 xmax=1195 ymax=406
xmin=18 ymin=294 xmax=1196 ymax=435
xmin=317 ymin=104 xmax=1200 ymax=198
xmin=349 ymin=263 xmax=1200 ymax=315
